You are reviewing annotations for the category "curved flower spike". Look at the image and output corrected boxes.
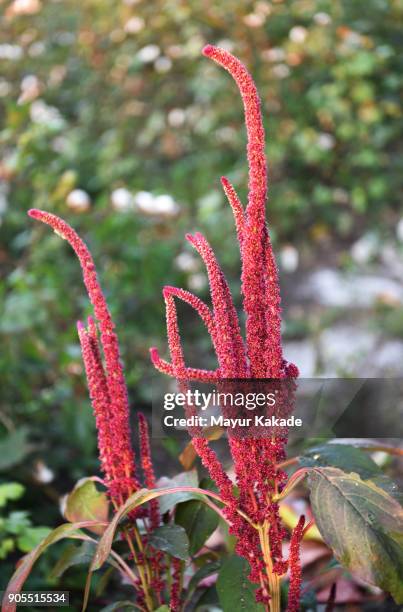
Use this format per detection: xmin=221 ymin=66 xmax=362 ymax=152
xmin=287 ymin=515 xmax=305 ymax=612
xmin=186 ymin=232 xmax=248 ymax=378
xmin=220 ymin=177 xmax=245 ymax=246
xmin=202 ymin=46 xmax=283 ymax=377
xmin=29 ymin=209 xmax=139 ymax=499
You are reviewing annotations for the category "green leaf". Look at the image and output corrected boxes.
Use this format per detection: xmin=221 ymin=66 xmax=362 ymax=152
xmin=17 ymin=527 xmax=52 ymax=552
xmin=175 ymin=495 xmax=219 ymax=555
xmin=216 ymin=556 xmax=264 ymax=611
xmin=154 ymin=606 xmax=170 ymax=612
xmin=0 ymin=483 xmax=25 ymax=507
xmin=308 ymin=467 xmax=403 ymax=604
xmin=100 ymin=601 xmax=138 ymax=611
xmin=4 ymin=511 xmax=31 ymax=534
xmin=0 ymin=429 xmax=32 ymax=471
xmin=91 ymin=485 xmax=224 ymax=571
xmin=187 ymin=560 xmax=221 ymax=594
xmin=49 ymin=541 xmax=97 ymax=579
xmin=2 ymin=520 xmax=106 ymax=612
xmin=299 ymin=443 xmax=382 ymax=479
xmin=65 ymin=478 xmax=109 ymax=535
xmin=157 ymin=470 xmax=199 ymax=514
xmin=148 ymin=524 xmax=189 ymax=560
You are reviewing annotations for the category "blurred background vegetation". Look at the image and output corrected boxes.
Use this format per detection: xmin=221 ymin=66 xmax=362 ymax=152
xmin=1 ymin=0 xmax=403 ymax=600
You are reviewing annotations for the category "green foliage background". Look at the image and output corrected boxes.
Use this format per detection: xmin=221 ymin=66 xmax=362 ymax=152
xmin=0 ymin=0 xmax=402 ymax=597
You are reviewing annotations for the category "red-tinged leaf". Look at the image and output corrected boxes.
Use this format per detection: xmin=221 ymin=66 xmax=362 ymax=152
xmin=308 ymin=467 xmax=403 ymax=604
xmin=65 ymin=478 xmax=109 ymax=535
xmin=3 ymin=521 xmax=105 ymax=612
xmin=91 ymin=486 xmax=226 ymax=571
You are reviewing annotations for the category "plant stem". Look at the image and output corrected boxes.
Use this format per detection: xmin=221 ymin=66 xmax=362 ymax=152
xmin=258 ymin=524 xmax=281 ymax=612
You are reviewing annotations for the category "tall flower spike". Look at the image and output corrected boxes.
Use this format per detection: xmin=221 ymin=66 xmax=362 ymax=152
xmin=287 ymin=515 xmax=305 ymax=612
xmin=28 ymin=209 xmax=139 ymax=497
xmin=186 ymin=232 xmax=248 ymax=377
xmin=77 ymin=321 xmax=116 ymax=491
xmin=203 ymin=45 xmax=283 ymax=377
xmin=150 ymin=348 xmax=219 ymax=382
xmin=138 ymin=412 xmax=160 ymax=530
xmin=220 ymin=176 xmax=245 ymax=246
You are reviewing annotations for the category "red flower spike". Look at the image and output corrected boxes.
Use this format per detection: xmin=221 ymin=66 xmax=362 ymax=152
xmin=149 ymin=348 xmax=219 ymax=382
xmin=29 ymin=209 xmax=139 ymax=498
xmin=152 ymin=47 xmax=301 ymax=607
xmin=287 ymin=515 xmax=305 ymax=612
xmin=77 ymin=322 xmax=116 ymax=489
xmin=220 ymin=176 xmax=245 ymax=246
xmin=186 ymin=232 xmax=247 ymax=377
xmin=202 ymin=45 xmax=283 ymax=377
xmin=138 ymin=412 xmax=160 ymax=530
xmin=163 ymin=288 xmax=186 ymax=375
xmin=163 ymin=286 xmax=216 ymax=341
xmin=169 ymin=558 xmax=182 ymax=612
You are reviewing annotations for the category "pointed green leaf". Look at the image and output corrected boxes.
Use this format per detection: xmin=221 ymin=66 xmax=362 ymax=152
xmin=157 ymin=470 xmax=199 ymax=513
xmin=187 ymin=560 xmax=221 ymax=594
xmin=216 ymin=555 xmax=264 ymax=611
xmin=299 ymin=443 xmax=382 ymax=479
xmin=175 ymin=497 xmax=219 ymax=555
xmin=91 ymin=485 xmax=225 ymax=571
xmin=2 ymin=521 xmax=105 ymax=612
xmin=148 ymin=524 xmax=189 ymax=560
xmin=49 ymin=541 xmax=97 ymax=579
xmin=308 ymin=467 xmax=403 ymax=604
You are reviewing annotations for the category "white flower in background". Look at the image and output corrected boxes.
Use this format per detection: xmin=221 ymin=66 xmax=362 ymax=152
xmin=0 ymin=44 xmax=23 ymax=61
xmin=152 ymin=194 xmax=180 ymax=216
xmin=66 ymin=189 xmax=91 ymax=212
xmin=272 ymin=64 xmax=290 ymax=79
xmin=314 ymin=12 xmax=331 ymax=26
xmin=154 ymin=56 xmax=172 ymax=73
xmin=111 ymin=187 xmax=135 ymax=212
xmin=175 ymin=251 xmax=199 ymax=273
xmin=289 ymin=26 xmax=308 ymax=44
xmin=188 ymin=272 xmax=208 ymax=292
xmin=124 ymin=16 xmax=145 ymax=34
xmin=280 ymin=245 xmax=299 ymax=272
xmin=263 ymin=47 xmax=286 ymax=62
xmin=134 ymin=191 xmax=154 ymax=212
xmin=28 ymin=42 xmax=45 ymax=57
xmin=396 ymin=218 xmax=403 ymax=243
xmin=6 ymin=0 xmax=41 ymax=16
xmin=0 ymin=79 xmax=12 ymax=97
xmin=33 ymin=460 xmax=54 ymax=484
xmin=137 ymin=45 xmax=160 ymax=63
xmin=18 ymin=74 xmax=41 ymax=104
xmin=215 ymin=39 xmax=234 ymax=52
xmin=30 ymin=99 xmax=64 ymax=128
xmin=168 ymin=108 xmax=186 ymax=127
xmin=317 ymin=132 xmax=335 ymax=150
xmin=351 ymin=233 xmax=378 ymax=264
xmin=243 ymin=13 xmax=266 ymax=27
xmin=134 ymin=191 xmax=180 ymax=217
